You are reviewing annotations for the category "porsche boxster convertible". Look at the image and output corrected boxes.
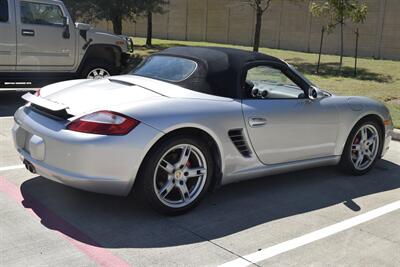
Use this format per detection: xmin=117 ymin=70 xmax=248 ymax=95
xmin=12 ymin=47 xmax=394 ymax=214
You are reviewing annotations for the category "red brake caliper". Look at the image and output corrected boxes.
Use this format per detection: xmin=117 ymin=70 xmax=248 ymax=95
xmin=186 ymin=160 xmax=192 ymax=168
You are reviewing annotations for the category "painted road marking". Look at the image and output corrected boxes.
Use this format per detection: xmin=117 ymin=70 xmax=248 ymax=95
xmin=219 ymin=200 xmax=400 ymax=267
xmin=0 ymin=176 xmax=131 ymax=267
xmin=0 ymin=165 xmax=25 ymax=172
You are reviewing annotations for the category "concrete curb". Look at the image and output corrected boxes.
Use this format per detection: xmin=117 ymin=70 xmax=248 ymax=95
xmin=393 ymin=129 xmax=400 ymax=141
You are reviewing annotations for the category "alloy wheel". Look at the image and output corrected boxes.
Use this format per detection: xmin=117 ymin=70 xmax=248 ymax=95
xmin=350 ymin=124 xmax=380 ymax=171
xmin=153 ymin=144 xmax=208 ymax=209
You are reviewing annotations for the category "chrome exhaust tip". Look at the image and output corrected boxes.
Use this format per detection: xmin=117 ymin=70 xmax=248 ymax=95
xmin=23 ymin=160 xmax=36 ymax=174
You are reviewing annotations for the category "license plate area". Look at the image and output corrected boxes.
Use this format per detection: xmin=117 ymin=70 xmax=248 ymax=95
xmin=13 ymin=124 xmax=27 ymax=150
xmin=23 ymin=131 xmax=33 ymax=154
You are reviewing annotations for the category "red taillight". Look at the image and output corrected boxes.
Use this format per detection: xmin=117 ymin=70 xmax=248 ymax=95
xmin=34 ymin=89 xmax=41 ymax=96
xmin=67 ymin=111 xmax=140 ymax=135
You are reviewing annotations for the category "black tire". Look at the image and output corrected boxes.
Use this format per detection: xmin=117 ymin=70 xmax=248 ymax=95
xmin=339 ymin=119 xmax=383 ymax=175
xmin=138 ymin=135 xmax=214 ymax=215
xmin=81 ymin=59 xmax=118 ymax=79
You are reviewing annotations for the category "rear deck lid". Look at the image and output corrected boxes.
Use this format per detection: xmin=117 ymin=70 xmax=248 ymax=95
xmin=28 ymin=78 xmax=164 ymax=117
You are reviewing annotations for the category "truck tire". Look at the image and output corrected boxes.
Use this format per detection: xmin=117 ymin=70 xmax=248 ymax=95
xmin=81 ymin=59 xmax=118 ymax=79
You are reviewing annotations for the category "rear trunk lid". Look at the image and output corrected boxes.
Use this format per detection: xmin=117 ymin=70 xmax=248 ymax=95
xmin=36 ymin=77 xmax=165 ymax=117
xmin=25 ymin=75 xmax=232 ymax=118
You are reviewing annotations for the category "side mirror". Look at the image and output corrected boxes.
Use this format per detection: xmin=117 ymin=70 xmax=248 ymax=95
xmin=307 ymin=86 xmax=318 ymax=100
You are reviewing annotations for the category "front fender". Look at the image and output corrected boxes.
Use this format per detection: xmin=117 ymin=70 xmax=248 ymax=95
xmin=334 ymin=96 xmax=393 ymax=156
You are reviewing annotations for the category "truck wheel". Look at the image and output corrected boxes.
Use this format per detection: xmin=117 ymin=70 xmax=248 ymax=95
xmin=81 ymin=60 xmax=118 ymax=79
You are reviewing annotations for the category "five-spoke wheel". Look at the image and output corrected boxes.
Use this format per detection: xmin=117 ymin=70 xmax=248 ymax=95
xmin=350 ymin=125 xmax=380 ymax=171
xmin=340 ymin=120 xmax=382 ymax=175
xmin=154 ymin=144 xmax=208 ymax=209
xmin=140 ymin=136 xmax=213 ymax=215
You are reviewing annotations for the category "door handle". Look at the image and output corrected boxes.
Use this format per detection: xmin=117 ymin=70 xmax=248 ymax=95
xmin=249 ymin=117 xmax=267 ymax=127
xmin=21 ymin=29 xmax=35 ymax=36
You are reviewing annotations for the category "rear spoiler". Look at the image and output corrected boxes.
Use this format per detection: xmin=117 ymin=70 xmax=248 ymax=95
xmin=22 ymin=93 xmax=68 ymax=111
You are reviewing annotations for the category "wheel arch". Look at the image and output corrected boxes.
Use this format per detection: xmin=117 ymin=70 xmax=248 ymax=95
xmin=133 ymin=127 xmax=224 ymax=195
xmin=353 ymin=113 xmax=385 ymax=141
xmin=77 ymin=44 xmax=123 ymax=74
xmin=340 ymin=113 xmax=385 ymax=157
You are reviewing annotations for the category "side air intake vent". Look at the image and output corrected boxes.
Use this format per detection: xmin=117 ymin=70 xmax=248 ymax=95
xmin=228 ymin=129 xmax=252 ymax=157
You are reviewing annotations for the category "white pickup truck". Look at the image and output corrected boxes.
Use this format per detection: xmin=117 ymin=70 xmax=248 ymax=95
xmin=0 ymin=0 xmax=133 ymax=88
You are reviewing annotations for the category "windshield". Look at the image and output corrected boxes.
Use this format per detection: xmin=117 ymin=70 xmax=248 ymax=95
xmin=287 ymin=63 xmax=332 ymax=96
xmin=131 ymin=55 xmax=198 ymax=82
xmin=287 ymin=64 xmax=315 ymax=86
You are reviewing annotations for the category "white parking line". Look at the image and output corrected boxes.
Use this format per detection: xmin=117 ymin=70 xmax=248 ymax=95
xmin=219 ymin=200 xmax=400 ymax=267
xmin=0 ymin=165 xmax=25 ymax=172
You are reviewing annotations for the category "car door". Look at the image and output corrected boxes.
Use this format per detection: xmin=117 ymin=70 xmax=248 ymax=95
xmin=241 ymin=63 xmax=339 ymax=165
xmin=0 ymin=0 xmax=17 ymax=71
xmin=15 ymin=0 xmax=75 ymax=71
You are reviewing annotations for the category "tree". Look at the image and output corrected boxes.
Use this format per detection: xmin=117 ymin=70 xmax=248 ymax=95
xmin=239 ymin=0 xmax=272 ymax=52
xmin=64 ymin=0 xmax=140 ymax=35
xmin=92 ymin=0 xmax=139 ymax=35
xmin=240 ymin=0 xmax=302 ymax=52
xmin=310 ymin=0 xmax=367 ymax=71
xmin=63 ymin=0 xmax=97 ymax=23
xmin=137 ymin=0 xmax=168 ymax=47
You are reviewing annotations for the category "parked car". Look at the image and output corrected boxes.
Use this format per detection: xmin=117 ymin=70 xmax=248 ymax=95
xmin=0 ymin=0 xmax=132 ymax=88
xmin=13 ymin=47 xmax=394 ymax=215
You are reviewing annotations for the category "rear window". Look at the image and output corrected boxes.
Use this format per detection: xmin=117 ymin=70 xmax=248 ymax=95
xmin=132 ymin=56 xmax=197 ymax=82
xmin=0 ymin=0 xmax=8 ymax=22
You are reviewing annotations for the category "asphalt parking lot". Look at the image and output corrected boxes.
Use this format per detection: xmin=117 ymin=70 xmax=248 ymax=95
xmin=1 ymin=91 xmax=400 ymax=267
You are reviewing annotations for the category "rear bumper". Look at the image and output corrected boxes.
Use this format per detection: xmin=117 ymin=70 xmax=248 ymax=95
xmin=12 ymin=106 xmax=162 ymax=196
xmin=18 ymin=149 xmax=132 ymax=196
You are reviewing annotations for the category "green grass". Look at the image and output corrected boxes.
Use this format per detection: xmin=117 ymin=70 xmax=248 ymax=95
xmin=131 ymin=37 xmax=400 ymax=128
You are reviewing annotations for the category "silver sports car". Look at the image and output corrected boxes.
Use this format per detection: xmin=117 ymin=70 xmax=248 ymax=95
xmin=12 ymin=47 xmax=394 ymax=214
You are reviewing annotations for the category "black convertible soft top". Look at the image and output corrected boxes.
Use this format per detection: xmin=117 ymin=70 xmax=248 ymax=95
xmin=155 ymin=46 xmax=284 ymax=98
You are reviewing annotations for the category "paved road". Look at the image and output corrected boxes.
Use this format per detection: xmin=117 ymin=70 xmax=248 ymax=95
xmin=1 ymin=92 xmax=399 ymax=266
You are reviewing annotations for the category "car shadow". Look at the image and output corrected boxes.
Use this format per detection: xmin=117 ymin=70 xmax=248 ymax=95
xmin=20 ymin=159 xmax=400 ymax=249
